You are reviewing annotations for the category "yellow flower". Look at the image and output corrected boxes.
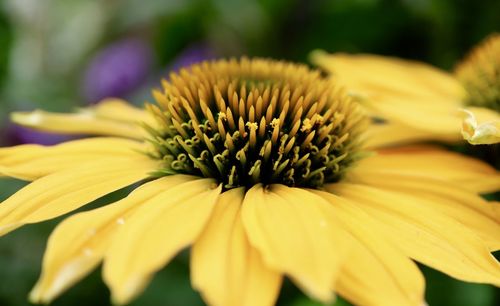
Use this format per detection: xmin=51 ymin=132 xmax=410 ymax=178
xmin=1 ymin=58 xmax=500 ymax=306
xmin=311 ymin=33 xmax=500 ymax=146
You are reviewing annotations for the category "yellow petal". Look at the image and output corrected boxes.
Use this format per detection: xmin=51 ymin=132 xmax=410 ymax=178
xmin=11 ymin=108 xmax=145 ymax=139
xmin=368 ymin=94 xmax=463 ymax=136
xmin=313 ymin=190 xmax=424 ymax=306
xmin=346 ymin=171 xmax=500 ymax=251
xmin=311 ymin=51 xmax=465 ymax=139
xmin=337 ymin=240 xmax=423 ymax=306
xmin=241 ymin=184 xmax=350 ymax=303
xmin=191 ymin=187 xmax=282 ymax=306
xmin=92 ymin=98 xmax=156 ymax=127
xmin=461 ymin=107 xmax=500 ymax=145
xmin=328 ymin=183 xmax=500 ymax=285
xmin=0 ymin=157 xmax=158 ymax=236
xmin=363 ymin=121 xmax=454 ymax=149
xmin=29 ymin=175 xmax=194 ymax=304
xmin=103 ymin=179 xmax=221 ymax=305
xmin=0 ymin=137 xmax=146 ymax=180
xmin=311 ymin=51 xmax=464 ymax=101
xmin=350 ymin=146 xmax=500 ymax=193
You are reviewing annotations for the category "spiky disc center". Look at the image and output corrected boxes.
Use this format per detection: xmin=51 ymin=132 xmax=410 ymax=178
xmin=456 ymin=33 xmax=500 ymax=112
xmin=145 ymin=58 xmax=366 ymax=189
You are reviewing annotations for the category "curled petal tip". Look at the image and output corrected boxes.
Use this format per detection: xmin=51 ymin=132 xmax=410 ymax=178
xmin=459 ymin=108 xmax=500 ymax=145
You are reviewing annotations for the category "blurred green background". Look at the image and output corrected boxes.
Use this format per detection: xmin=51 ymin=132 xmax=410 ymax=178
xmin=0 ymin=0 xmax=499 ymax=305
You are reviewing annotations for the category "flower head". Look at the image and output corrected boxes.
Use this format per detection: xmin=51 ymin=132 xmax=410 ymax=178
xmin=1 ymin=58 xmax=500 ymax=306
xmin=146 ymin=58 xmax=365 ymax=189
xmin=456 ymin=33 xmax=500 ymax=112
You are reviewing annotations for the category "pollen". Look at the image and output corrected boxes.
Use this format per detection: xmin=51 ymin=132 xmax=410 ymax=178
xmin=455 ymin=33 xmax=500 ymax=112
xmin=145 ymin=58 xmax=367 ymax=189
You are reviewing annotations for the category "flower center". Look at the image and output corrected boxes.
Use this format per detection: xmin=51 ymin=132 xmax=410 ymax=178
xmin=145 ymin=58 xmax=366 ymax=189
xmin=455 ymin=33 xmax=500 ymax=112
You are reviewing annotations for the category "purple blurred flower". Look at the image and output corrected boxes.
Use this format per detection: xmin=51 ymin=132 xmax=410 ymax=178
xmin=168 ymin=44 xmax=216 ymax=73
xmin=83 ymin=38 xmax=152 ymax=104
xmin=6 ymin=124 xmax=74 ymax=146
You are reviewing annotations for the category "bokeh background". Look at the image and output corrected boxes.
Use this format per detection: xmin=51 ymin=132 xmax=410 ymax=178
xmin=0 ymin=0 xmax=499 ymax=305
